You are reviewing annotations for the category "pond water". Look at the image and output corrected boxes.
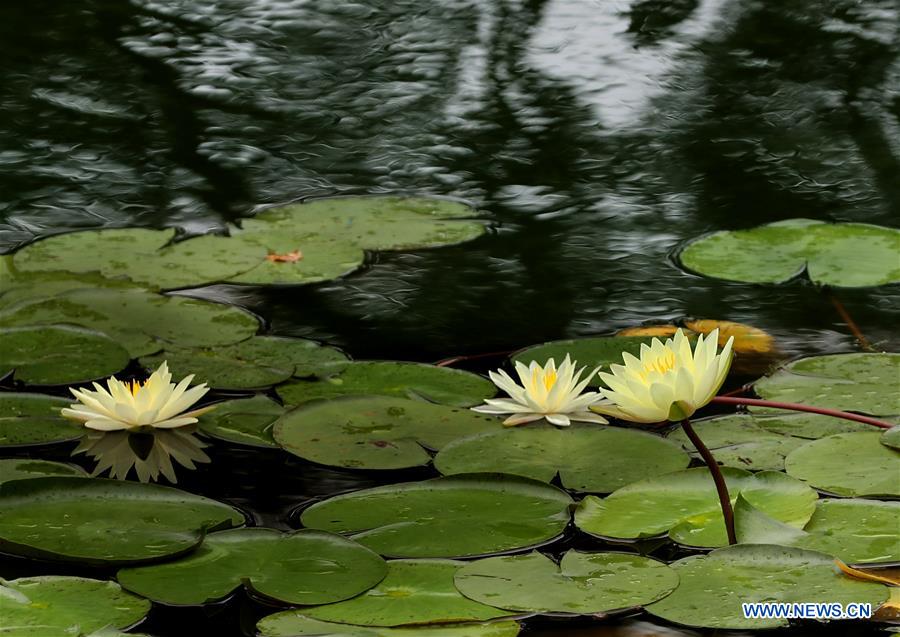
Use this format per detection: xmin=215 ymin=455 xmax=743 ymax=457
xmin=1 ymin=0 xmax=898 ymax=636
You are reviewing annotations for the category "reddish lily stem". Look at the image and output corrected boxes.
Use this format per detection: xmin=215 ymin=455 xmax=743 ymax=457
xmin=435 ymin=350 xmax=514 ymax=367
xmin=824 ymin=288 xmax=873 ymax=351
xmin=681 ymin=418 xmax=736 ymax=545
xmin=711 ymin=396 xmax=894 ymax=429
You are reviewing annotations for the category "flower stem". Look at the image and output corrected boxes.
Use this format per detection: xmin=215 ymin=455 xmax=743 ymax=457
xmin=824 ymin=287 xmax=873 ymax=351
xmin=681 ymin=418 xmax=736 ymax=545
xmin=710 ymin=396 xmax=894 ymax=429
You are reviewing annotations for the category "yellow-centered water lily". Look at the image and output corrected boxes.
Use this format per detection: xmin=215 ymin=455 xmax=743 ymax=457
xmin=61 ymin=361 xmax=212 ymax=431
xmin=62 ymin=361 xmax=213 ymax=482
xmin=591 ymin=328 xmax=733 ymax=423
xmin=473 ymin=355 xmax=607 ymax=426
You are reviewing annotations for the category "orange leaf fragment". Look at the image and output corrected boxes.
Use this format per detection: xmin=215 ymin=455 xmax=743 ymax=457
xmin=266 ymin=249 xmax=303 ymax=263
xmin=684 ymin=319 xmax=776 ymax=355
xmin=835 ymin=559 xmax=900 ymax=586
xmin=616 ymin=325 xmax=683 ymax=338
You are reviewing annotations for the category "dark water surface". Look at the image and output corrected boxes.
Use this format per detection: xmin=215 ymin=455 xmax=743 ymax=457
xmin=1 ymin=0 xmax=899 ymax=635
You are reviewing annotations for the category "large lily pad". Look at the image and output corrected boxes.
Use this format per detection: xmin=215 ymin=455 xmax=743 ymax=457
xmin=574 ymin=467 xmax=817 ymax=547
xmin=752 ymin=353 xmax=900 ymax=417
xmin=784 ymin=431 xmax=900 ymax=497
xmin=0 ymin=459 xmax=87 ymax=484
xmin=454 ymin=550 xmax=678 ymax=614
xmin=225 ymin=196 xmax=487 ymax=285
xmin=751 ymin=411 xmax=874 ymax=438
xmin=665 ymin=415 xmax=805 ymax=471
xmin=141 ymin=336 xmax=348 ymax=390
xmin=302 ymin=559 xmax=507 ymax=626
xmin=11 ymin=227 xmax=261 ymax=290
xmin=278 ymin=361 xmax=495 ymax=408
xmin=646 ymin=544 xmax=890 ymax=629
xmin=0 ymin=285 xmax=261 ymax=357
xmin=0 ymin=393 xmax=82 ymax=447
xmin=735 ymin=496 xmax=900 ymax=564
xmin=299 ymin=474 xmax=573 ymax=558
xmin=117 ymin=528 xmax=386 ymax=606
xmin=258 ymin=615 xmax=521 ymax=637
xmin=679 ymin=219 xmax=900 ymax=287
xmin=0 ymin=576 xmax=151 ymax=637
xmin=0 ymin=477 xmax=245 ymax=565
xmin=434 ymin=424 xmax=690 ymax=492
xmin=0 ymin=325 xmax=130 ymax=385
xmin=198 ymin=395 xmax=284 ymax=448
xmin=510 ymin=336 xmax=654 ymax=386
xmin=274 ymin=396 xmax=499 ymax=470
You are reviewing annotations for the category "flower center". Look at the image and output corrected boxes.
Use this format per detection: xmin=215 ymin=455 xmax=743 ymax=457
xmin=129 ymin=380 xmax=145 ymax=397
xmin=533 ymin=367 xmax=557 ymax=392
xmin=641 ymin=349 xmax=677 ymax=379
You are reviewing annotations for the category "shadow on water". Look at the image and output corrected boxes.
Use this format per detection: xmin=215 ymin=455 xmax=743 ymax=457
xmin=0 ymin=0 xmax=898 ymax=635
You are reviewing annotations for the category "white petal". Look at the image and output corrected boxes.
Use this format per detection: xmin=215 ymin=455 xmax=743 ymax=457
xmin=570 ymin=411 xmax=609 ymax=424
xmin=545 ymin=413 xmax=571 ymax=427
xmin=503 ymin=413 xmax=543 ymax=426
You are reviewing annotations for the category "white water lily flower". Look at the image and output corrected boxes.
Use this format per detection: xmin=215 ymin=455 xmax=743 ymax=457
xmin=62 ymin=361 xmax=212 ymax=431
xmin=62 ymin=361 xmax=214 ymax=482
xmin=473 ymin=355 xmax=607 ymax=427
xmin=591 ymin=328 xmax=734 ymax=423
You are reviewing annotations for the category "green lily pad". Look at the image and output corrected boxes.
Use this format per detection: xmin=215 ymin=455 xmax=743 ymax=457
xmin=300 ymin=474 xmax=573 ymax=558
xmin=434 ymin=424 xmax=690 ymax=492
xmin=225 ymin=196 xmax=487 ymax=285
xmin=0 ymin=285 xmax=261 ymax=357
xmin=752 ymin=353 xmax=900 ymax=417
xmin=198 ymin=395 xmax=284 ymax=448
xmin=0 ymin=459 xmax=87 ymax=484
xmin=454 ymin=550 xmax=678 ymax=614
xmin=117 ymin=528 xmax=387 ymax=606
xmin=10 ymin=228 xmax=262 ymax=291
xmin=574 ymin=467 xmax=817 ymax=548
xmin=0 ymin=393 xmax=82 ymax=447
xmin=679 ymin=219 xmax=900 ymax=287
xmin=510 ymin=336 xmax=655 ymax=387
xmin=666 ymin=415 xmax=805 ymax=471
xmin=278 ymin=361 xmax=495 ymax=408
xmin=0 ymin=477 xmax=245 ymax=565
xmin=0 ymin=576 xmax=151 ymax=637
xmin=882 ymin=426 xmax=900 ymax=451
xmin=735 ymin=495 xmax=900 ymax=564
xmin=258 ymin=615 xmax=521 ymax=637
xmin=0 ymin=325 xmax=130 ymax=385
xmin=784 ymin=431 xmax=900 ymax=497
xmin=141 ymin=336 xmax=348 ymax=390
xmin=751 ymin=412 xmax=874 ymax=438
xmin=646 ymin=544 xmax=890 ymax=629
xmin=274 ymin=395 xmax=500 ymax=470
xmin=303 ymin=559 xmax=507 ymax=626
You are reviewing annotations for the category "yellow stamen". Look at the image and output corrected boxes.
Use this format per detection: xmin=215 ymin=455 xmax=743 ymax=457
xmin=129 ymin=380 xmax=144 ymax=396
xmin=640 ymin=350 xmax=677 ymax=379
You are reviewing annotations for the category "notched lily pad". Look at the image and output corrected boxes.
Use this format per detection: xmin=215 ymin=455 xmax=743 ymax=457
xmin=278 ymin=361 xmax=495 ymax=408
xmin=302 ymin=559 xmax=507 ymax=626
xmin=679 ymin=219 xmax=900 ymax=287
xmin=574 ymin=467 xmax=817 ymax=548
xmin=299 ymin=474 xmax=573 ymax=558
xmin=117 ymin=528 xmax=387 ymax=606
xmin=0 ymin=393 xmax=82 ymax=447
xmin=752 ymin=352 xmax=900 ymax=417
xmin=454 ymin=550 xmax=679 ymax=614
xmin=735 ymin=495 xmax=900 ymax=565
xmin=0 ymin=576 xmax=151 ymax=637
xmin=435 ymin=424 xmax=690 ymax=492
xmin=0 ymin=459 xmax=87 ymax=484
xmin=257 ymin=615 xmax=521 ymax=637
xmin=0 ymin=477 xmax=245 ymax=565
xmin=141 ymin=336 xmax=348 ymax=390
xmin=199 ymin=395 xmax=284 ymax=448
xmin=785 ymin=431 xmax=900 ymax=497
xmin=510 ymin=336 xmax=655 ymax=387
xmin=0 ymin=325 xmax=130 ymax=385
xmin=274 ymin=395 xmax=499 ymax=470
xmin=666 ymin=414 xmax=805 ymax=471
xmin=646 ymin=544 xmax=890 ymax=629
